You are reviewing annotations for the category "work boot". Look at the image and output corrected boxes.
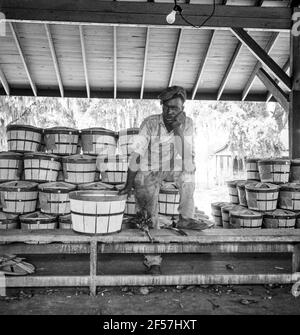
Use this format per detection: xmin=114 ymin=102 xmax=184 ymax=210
xmin=145 ymin=265 xmax=162 ymax=275
xmin=176 ymin=215 xmax=214 ymax=231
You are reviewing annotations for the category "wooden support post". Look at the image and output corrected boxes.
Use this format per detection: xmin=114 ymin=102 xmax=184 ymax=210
xmin=0 ymin=272 xmax=6 ymax=297
xmin=292 ymin=244 xmax=300 ymax=273
xmin=89 ymin=240 xmax=97 ymax=296
xmin=289 ymin=12 xmax=300 ymax=159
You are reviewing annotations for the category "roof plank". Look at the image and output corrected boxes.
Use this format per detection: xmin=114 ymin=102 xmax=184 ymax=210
xmin=113 ymin=26 xmax=117 ymax=99
xmin=44 ymin=23 xmax=64 ymax=98
xmin=9 ymin=22 xmax=37 ymax=96
xmin=79 ymin=25 xmax=90 ymax=99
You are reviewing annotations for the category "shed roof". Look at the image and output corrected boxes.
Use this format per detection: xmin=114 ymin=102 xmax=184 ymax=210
xmin=0 ymin=0 xmax=296 ymax=101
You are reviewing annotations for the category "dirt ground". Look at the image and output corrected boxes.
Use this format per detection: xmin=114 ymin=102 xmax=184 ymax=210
xmin=0 ymin=253 xmax=300 ymax=315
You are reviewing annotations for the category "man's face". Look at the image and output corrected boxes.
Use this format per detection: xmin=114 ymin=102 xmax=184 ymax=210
xmin=162 ymin=97 xmax=184 ymax=124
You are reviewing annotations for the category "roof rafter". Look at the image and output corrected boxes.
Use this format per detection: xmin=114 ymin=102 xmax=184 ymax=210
xmin=9 ymin=22 xmax=37 ymax=96
xmin=191 ymin=30 xmax=217 ymax=100
xmin=113 ymin=26 xmax=117 ymax=99
xmin=257 ymin=68 xmax=289 ymax=111
xmin=231 ymin=28 xmax=291 ymax=91
xmin=0 ymin=66 xmax=10 ymax=95
xmin=44 ymin=23 xmax=64 ymax=98
xmin=217 ymin=42 xmax=243 ymax=101
xmin=241 ymin=32 xmax=280 ymax=101
xmin=168 ymin=28 xmax=183 ymax=87
xmin=79 ymin=25 xmax=90 ymax=99
xmin=140 ymin=27 xmax=150 ymax=100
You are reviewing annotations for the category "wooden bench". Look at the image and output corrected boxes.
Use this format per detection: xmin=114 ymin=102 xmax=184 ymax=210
xmin=0 ymin=228 xmax=300 ymax=296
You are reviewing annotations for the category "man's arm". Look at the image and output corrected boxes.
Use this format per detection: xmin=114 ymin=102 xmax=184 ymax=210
xmin=119 ymin=152 xmax=140 ymax=196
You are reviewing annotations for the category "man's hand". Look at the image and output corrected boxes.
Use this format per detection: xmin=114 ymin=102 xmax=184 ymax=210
xmin=171 ymin=111 xmax=186 ymax=133
xmin=118 ymin=184 xmax=133 ymax=197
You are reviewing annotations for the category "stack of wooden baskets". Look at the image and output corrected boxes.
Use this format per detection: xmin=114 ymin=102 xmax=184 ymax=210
xmin=211 ymin=158 xmax=300 ymax=229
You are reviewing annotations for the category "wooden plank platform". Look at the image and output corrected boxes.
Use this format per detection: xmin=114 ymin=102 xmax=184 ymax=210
xmin=0 ymin=228 xmax=300 ymax=296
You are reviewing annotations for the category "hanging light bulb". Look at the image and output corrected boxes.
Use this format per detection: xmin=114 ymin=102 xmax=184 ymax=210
xmin=166 ymin=9 xmax=177 ymax=24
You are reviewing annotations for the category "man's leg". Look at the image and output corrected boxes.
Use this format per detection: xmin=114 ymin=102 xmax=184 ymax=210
xmin=174 ymin=171 xmax=195 ymax=220
xmin=134 ymin=171 xmax=162 ymax=273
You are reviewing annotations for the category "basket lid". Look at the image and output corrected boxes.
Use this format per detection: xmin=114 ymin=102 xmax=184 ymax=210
xmin=20 ymin=211 xmax=56 ymax=222
xmin=258 ymin=158 xmax=290 ymax=166
xmin=0 ymin=212 xmax=18 ymax=221
xmin=6 ymin=124 xmax=43 ymax=134
xmin=80 ymin=127 xmax=117 ymax=137
xmin=226 ymin=180 xmax=245 ymax=187
xmin=0 ymin=151 xmax=23 ymax=160
xmin=236 ymin=180 xmax=253 ymax=189
xmin=69 ymin=190 xmax=127 ymax=202
xmin=245 ymin=182 xmax=280 ymax=192
xmin=211 ymin=202 xmax=231 ymax=210
xmin=263 ymin=209 xmax=297 ymax=219
xmin=118 ymin=128 xmax=140 ymax=136
xmin=62 ymin=154 xmax=96 ymax=163
xmin=246 ymin=158 xmax=261 ymax=163
xmin=38 ymin=181 xmax=77 ymax=193
xmin=0 ymin=180 xmax=38 ymax=191
xmin=279 ymin=182 xmax=300 ymax=191
xmin=230 ymin=208 xmax=263 ymax=219
xmin=78 ymin=181 xmax=116 ymax=191
xmin=44 ymin=126 xmax=79 ymax=135
xmin=221 ymin=204 xmax=245 ymax=213
xmin=23 ymin=152 xmax=60 ymax=161
xmin=59 ymin=213 xmax=71 ymax=223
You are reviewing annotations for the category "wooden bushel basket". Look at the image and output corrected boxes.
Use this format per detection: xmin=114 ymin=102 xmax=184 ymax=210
xmin=211 ymin=202 xmax=231 ymax=226
xmin=262 ymin=209 xmax=296 ymax=228
xmin=226 ymin=180 xmax=244 ymax=204
xmin=80 ymin=127 xmax=117 ymax=156
xmin=278 ymin=183 xmax=300 ymax=211
xmin=158 ymin=184 xmax=180 ymax=216
xmin=258 ymin=159 xmax=290 ymax=184
xmin=0 ymin=152 xmax=23 ymax=182
xmin=44 ymin=127 xmax=79 ymax=155
xmin=229 ymin=208 xmax=263 ymax=228
xmin=97 ymin=155 xmax=128 ymax=184
xmin=78 ymin=181 xmax=116 ymax=191
xmin=6 ymin=124 xmax=43 ymax=153
xmin=221 ymin=204 xmax=245 ymax=228
xmin=245 ymin=158 xmax=260 ymax=181
xmin=23 ymin=152 xmax=61 ymax=182
xmin=0 ymin=181 xmax=38 ymax=214
xmin=62 ymin=154 xmax=97 ymax=184
xmin=245 ymin=182 xmax=279 ymax=212
xmin=20 ymin=211 xmax=57 ymax=230
xmin=38 ymin=181 xmax=77 ymax=215
xmin=290 ymin=159 xmax=300 ymax=183
xmin=118 ymin=128 xmax=140 ymax=156
xmin=0 ymin=212 xmax=19 ymax=230
xmin=69 ymin=190 xmax=127 ymax=234
xmin=59 ymin=213 xmax=72 ymax=229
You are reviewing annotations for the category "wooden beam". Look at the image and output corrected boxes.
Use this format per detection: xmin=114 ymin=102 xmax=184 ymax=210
xmin=168 ymin=29 xmax=183 ymax=87
xmin=266 ymin=59 xmax=290 ymax=102
xmin=241 ymin=32 xmax=280 ymax=101
xmin=9 ymin=22 xmax=37 ymax=96
xmin=0 ymin=87 xmax=279 ymax=102
xmin=191 ymin=30 xmax=217 ymax=100
xmin=257 ymin=68 xmax=289 ymax=111
xmin=113 ymin=26 xmax=117 ymax=99
xmin=1 ymin=2 xmax=292 ymax=30
xmin=44 ymin=23 xmax=64 ymax=98
xmin=140 ymin=27 xmax=150 ymax=100
xmin=79 ymin=25 xmax=90 ymax=99
xmin=217 ymin=42 xmax=243 ymax=100
xmin=0 ymin=66 xmax=10 ymax=95
xmin=231 ymin=28 xmax=291 ymax=91
xmin=289 ymin=21 xmax=300 ymax=159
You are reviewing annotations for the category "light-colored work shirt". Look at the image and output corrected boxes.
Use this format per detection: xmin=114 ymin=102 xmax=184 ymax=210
xmin=131 ymin=114 xmax=195 ymax=173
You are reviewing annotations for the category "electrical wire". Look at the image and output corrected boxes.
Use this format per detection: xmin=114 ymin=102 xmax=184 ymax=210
xmin=175 ymin=0 xmax=216 ymax=29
